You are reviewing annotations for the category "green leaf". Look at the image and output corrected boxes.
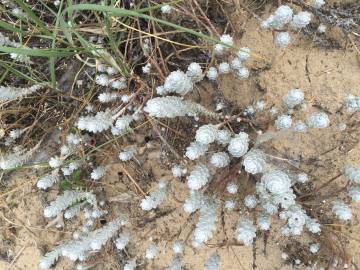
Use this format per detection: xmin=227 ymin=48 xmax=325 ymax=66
xmin=60 ymin=180 xmax=72 ymax=191
xmin=0 ymin=46 xmax=77 ymax=57
xmin=0 ymin=61 xmax=39 ymax=83
xmin=61 ymin=4 xmax=230 ymax=48
xmin=70 ymin=170 xmax=82 ymax=183
xmin=13 ymin=0 xmax=52 ymax=36
xmin=0 ymin=20 xmax=25 ymax=34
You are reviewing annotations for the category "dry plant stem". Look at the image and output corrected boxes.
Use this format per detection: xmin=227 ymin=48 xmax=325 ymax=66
xmin=232 ymin=0 xmax=262 ymax=21
xmin=217 ymin=113 xmax=251 ymax=128
xmin=112 ymin=84 xmax=144 ymax=120
xmin=149 ymin=9 xmax=169 ymax=76
xmin=192 ymin=0 xmax=220 ymax=36
xmin=299 ymin=173 xmax=343 ymax=199
xmin=209 ymin=161 xmax=243 ymax=195
xmin=145 ymin=115 xmax=182 ymax=160
xmin=176 ymin=4 xmax=214 ymax=39
xmin=8 ymin=245 xmax=26 ymax=268
xmin=155 ymin=119 xmax=187 ymax=138
xmin=121 ymin=165 xmax=146 ymax=196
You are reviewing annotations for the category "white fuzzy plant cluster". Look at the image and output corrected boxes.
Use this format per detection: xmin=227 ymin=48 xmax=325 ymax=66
xmin=140 ymin=64 xmax=356 ymax=269
xmin=261 ymin=5 xmax=312 ymax=48
xmin=40 ymin=217 xmax=127 ymax=269
xmin=335 ymin=164 xmax=360 ymax=221
xmin=144 ymin=33 xmax=253 ymax=119
xmin=37 ymin=133 xmax=83 ymax=190
xmin=272 ymin=88 xmax=330 ymax=131
xmin=34 ymin=59 xmax=145 ymax=268
xmin=0 ymin=32 xmax=31 ymax=63
xmin=0 ymin=83 xmax=45 ymax=102
xmin=38 ymin=174 xmax=130 ymax=269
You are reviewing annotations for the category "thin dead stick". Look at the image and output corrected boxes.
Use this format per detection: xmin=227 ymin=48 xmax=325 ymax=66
xmin=232 ymin=0 xmax=262 ymax=21
xmin=192 ymin=0 xmax=220 ymax=36
xmin=145 ymin=115 xmax=182 ymax=160
xmin=8 ymin=245 xmax=26 ymax=269
xmin=0 ymin=181 xmax=34 ymax=199
xmin=122 ymin=166 xmax=146 ymax=197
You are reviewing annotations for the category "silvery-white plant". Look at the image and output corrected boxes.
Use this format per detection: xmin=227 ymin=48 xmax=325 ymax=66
xmin=0 ymin=84 xmax=45 ymax=101
xmin=261 ymin=5 xmax=312 ymax=47
xmin=305 ymin=112 xmax=330 ymax=128
xmin=39 ymin=217 xmax=126 ymax=269
xmin=145 ymin=243 xmax=159 ymax=260
xmin=115 ymin=231 xmax=131 ymax=250
xmin=235 ymin=218 xmax=257 ymax=245
xmin=140 ymin=180 xmax=169 ymax=210
xmin=192 ymin=196 xmax=218 ymax=248
xmin=0 ymin=143 xmax=41 ymax=170
xmin=204 ymin=251 xmax=220 ymax=270
xmin=3 ymin=5 xmax=356 ymax=269
xmin=123 ymin=259 xmax=137 ymax=270
xmin=345 ymin=95 xmax=360 ymax=113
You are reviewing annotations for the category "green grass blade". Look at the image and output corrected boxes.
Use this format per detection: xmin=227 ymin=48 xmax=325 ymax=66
xmin=136 ymin=0 xmax=183 ymax=13
xmin=0 ymin=61 xmax=39 ymax=83
xmin=0 ymin=20 xmax=25 ymax=34
xmin=0 ymin=46 xmax=77 ymax=57
xmin=62 ymin=4 xmax=228 ymax=47
xmin=102 ymin=13 xmax=130 ymax=76
xmin=50 ymin=0 xmax=66 ymax=88
xmin=13 ymin=0 xmax=52 ymax=36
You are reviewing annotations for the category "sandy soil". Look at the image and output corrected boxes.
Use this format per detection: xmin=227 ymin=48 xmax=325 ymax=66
xmin=0 ymin=2 xmax=359 ymax=270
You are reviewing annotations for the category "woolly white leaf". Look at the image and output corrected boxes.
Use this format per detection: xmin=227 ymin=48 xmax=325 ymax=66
xmin=183 ymin=190 xmax=204 ymax=213
xmin=192 ymin=197 xmax=218 ymax=248
xmin=115 ymin=232 xmax=130 ymax=250
xmin=283 ymin=89 xmax=304 ymax=109
xmin=345 ymin=95 xmax=360 ymax=113
xmin=227 ymin=132 xmax=249 ymax=157
xmin=163 ymin=70 xmax=193 ymax=95
xmin=235 ymin=218 xmax=256 ymax=245
xmin=187 ymin=163 xmax=210 ymax=190
xmin=185 ymin=141 xmax=209 ymax=160
xmin=261 ymin=5 xmax=293 ymax=30
xmin=344 ymin=165 xmax=360 ymax=184
xmin=332 ymin=200 xmax=352 ymax=221
xmin=195 ymin=124 xmax=218 ymax=144
xmin=186 ymin=62 xmax=203 ymax=82
xmin=167 ymin=255 xmax=183 ymax=270
xmin=216 ymin=129 xmax=231 ymax=145
xmin=274 ymin=32 xmax=291 ymax=48
xmin=37 ymin=169 xmax=60 ymax=190
xmin=226 ymin=182 xmax=238 ymax=194
xmin=218 ymin=62 xmax=230 ymax=74
xmin=172 ymin=164 xmax=187 ymax=178
xmin=77 ymin=110 xmax=114 ymax=133
xmin=119 ymin=145 xmax=137 ymax=161
xmin=204 ymin=251 xmax=220 ymax=270
xmin=91 ymin=166 xmax=106 ymax=180
xmin=173 ymin=240 xmax=185 ymax=254
xmin=140 ymin=181 xmax=168 ymax=210
xmin=348 ymin=186 xmax=360 ymax=202
xmin=244 ymin=195 xmax=257 ymax=209
xmin=123 ymin=259 xmax=137 ymax=270
xmin=235 ymin=67 xmax=249 ymax=80
xmin=290 ymin=11 xmax=311 ymax=29
xmin=305 ymin=112 xmax=330 ymax=128
xmin=262 ymin=170 xmax=291 ymax=195
xmin=209 ymin=152 xmax=230 ymax=168
xmin=243 ymin=149 xmax=266 ymax=174
xmin=275 ymin=115 xmax=292 ymax=129
xmin=145 ymin=244 xmax=158 ymax=260
xmin=44 ymin=191 xmax=96 ymax=218
xmin=98 ymin=92 xmax=120 ymax=103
